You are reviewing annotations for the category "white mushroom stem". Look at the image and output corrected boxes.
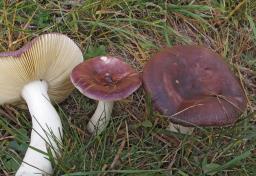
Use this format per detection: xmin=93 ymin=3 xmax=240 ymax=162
xmin=87 ymin=101 xmax=114 ymax=135
xmin=16 ymin=80 xmax=62 ymax=176
xmin=167 ymin=122 xmax=194 ymax=134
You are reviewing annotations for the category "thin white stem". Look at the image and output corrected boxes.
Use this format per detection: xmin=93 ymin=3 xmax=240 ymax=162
xmin=16 ymin=80 xmax=63 ymax=176
xmin=167 ymin=122 xmax=194 ymax=135
xmin=87 ymin=101 xmax=114 ymax=135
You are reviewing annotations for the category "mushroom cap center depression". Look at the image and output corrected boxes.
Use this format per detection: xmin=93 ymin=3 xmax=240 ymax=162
xmin=103 ymin=73 xmax=114 ymax=84
xmin=94 ymin=71 xmax=126 ymax=87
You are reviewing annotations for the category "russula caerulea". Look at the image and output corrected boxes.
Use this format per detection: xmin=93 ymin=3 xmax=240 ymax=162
xmin=71 ymin=56 xmax=141 ymax=135
xmin=143 ymin=45 xmax=247 ymax=134
xmin=0 ymin=33 xmax=83 ymax=175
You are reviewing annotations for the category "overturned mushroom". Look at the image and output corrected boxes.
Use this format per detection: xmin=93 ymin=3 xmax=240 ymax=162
xmin=0 ymin=33 xmax=83 ymax=175
xmin=143 ymin=45 xmax=247 ymax=134
xmin=71 ymin=56 xmax=141 ymax=135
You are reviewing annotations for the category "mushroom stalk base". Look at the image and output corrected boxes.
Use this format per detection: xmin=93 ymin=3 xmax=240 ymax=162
xmin=87 ymin=101 xmax=114 ymax=135
xmin=167 ymin=122 xmax=194 ymax=134
xmin=16 ymin=80 xmax=63 ymax=176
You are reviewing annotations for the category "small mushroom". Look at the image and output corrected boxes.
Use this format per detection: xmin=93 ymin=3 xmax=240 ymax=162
xmin=70 ymin=56 xmax=141 ymax=135
xmin=0 ymin=33 xmax=83 ymax=175
xmin=143 ymin=45 xmax=247 ymax=134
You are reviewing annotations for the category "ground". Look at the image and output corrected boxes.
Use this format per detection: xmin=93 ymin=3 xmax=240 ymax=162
xmin=0 ymin=0 xmax=256 ymax=175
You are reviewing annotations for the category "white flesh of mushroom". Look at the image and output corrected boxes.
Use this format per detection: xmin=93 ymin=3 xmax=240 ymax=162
xmin=87 ymin=101 xmax=113 ymax=135
xmin=167 ymin=122 xmax=194 ymax=134
xmin=15 ymin=80 xmax=62 ymax=176
xmin=0 ymin=33 xmax=83 ymax=175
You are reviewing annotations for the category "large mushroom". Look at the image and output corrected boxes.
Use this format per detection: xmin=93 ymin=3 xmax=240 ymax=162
xmin=143 ymin=45 xmax=247 ymax=134
xmin=70 ymin=56 xmax=141 ymax=135
xmin=0 ymin=33 xmax=83 ymax=175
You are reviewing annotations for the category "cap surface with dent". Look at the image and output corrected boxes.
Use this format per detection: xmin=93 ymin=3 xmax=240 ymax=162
xmin=70 ymin=56 xmax=142 ymax=101
xmin=143 ymin=45 xmax=247 ymax=127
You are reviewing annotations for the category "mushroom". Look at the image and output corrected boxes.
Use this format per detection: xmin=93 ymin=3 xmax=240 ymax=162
xmin=143 ymin=45 xmax=247 ymax=134
xmin=70 ymin=56 xmax=141 ymax=135
xmin=0 ymin=33 xmax=83 ymax=175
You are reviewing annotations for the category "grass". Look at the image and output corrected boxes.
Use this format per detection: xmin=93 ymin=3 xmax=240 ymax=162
xmin=0 ymin=0 xmax=256 ymax=175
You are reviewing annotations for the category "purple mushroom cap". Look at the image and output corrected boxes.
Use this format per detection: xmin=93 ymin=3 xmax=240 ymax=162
xmin=143 ymin=45 xmax=247 ymax=127
xmin=70 ymin=56 xmax=142 ymax=101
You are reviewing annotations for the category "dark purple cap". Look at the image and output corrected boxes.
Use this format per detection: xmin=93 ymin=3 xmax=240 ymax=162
xmin=70 ymin=56 xmax=142 ymax=101
xmin=143 ymin=45 xmax=247 ymax=127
